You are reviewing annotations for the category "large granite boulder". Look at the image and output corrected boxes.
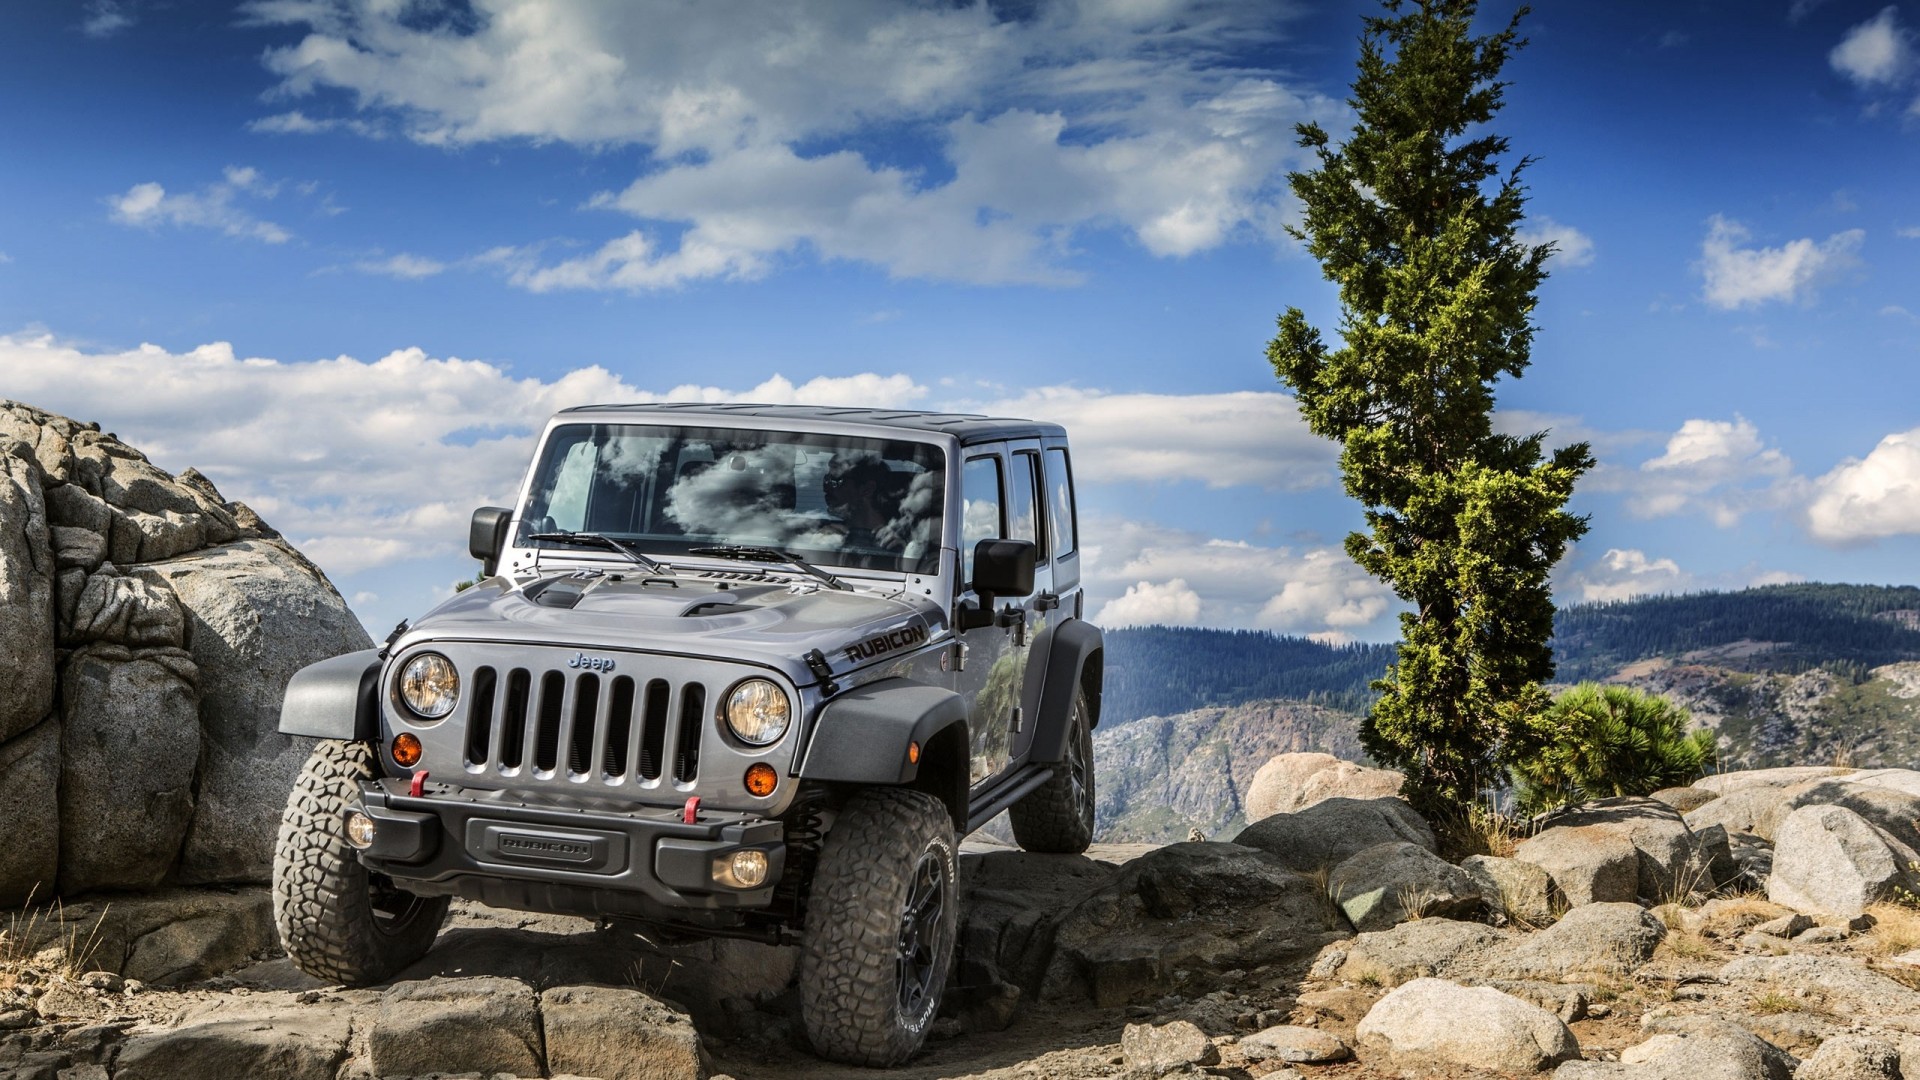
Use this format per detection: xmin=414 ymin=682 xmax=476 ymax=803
xmin=1329 ymin=841 xmax=1483 ymax=931
xmin=1046 ymin=842 xmax=1348 ymax=1007
xmin=1243 ymin=752 xmax=1406 ymax=820
xmin=1234 ymin=796 xmax=1436 ymax=874
xmin=1489 ymin=902 xmax=1666 ymax=981
xmin=1357 ymin=978 xmax=1580 ymax=1073
xmin=1767 ymin=804 xmax=1920 ymax=919
xmin=1524 ymin=798 xmax=1712 ymax=903
xmin=0 ymin=400 xmax=370 ymax=901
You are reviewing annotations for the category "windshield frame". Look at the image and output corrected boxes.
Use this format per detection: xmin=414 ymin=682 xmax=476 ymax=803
xmin=508 ymin=420 xmax=950 ymax=578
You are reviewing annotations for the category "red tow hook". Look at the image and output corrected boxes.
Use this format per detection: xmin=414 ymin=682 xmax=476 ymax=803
xmin=410 ymin=770 xmax=429 ymax=798
xmin=682 ymin=796 xmax=701 ymax=824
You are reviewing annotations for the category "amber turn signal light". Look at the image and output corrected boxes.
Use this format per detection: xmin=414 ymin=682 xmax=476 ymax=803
xmin=744 ymin=763 xmax=778 ymax=798
xmin=907 ymin=741 xmax=920 ymax=765
xmin=392 ymin=733 xmax=423 ymax=768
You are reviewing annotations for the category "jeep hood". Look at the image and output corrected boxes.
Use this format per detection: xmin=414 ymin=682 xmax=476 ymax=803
xmin=393 ymin=573 xmax=945 ymax=686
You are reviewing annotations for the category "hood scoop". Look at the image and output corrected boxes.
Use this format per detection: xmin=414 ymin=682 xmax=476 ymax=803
xmin=527 ymin=578 xmax=589 ymax=609
xmin=683 ymin=601 xmax=755 ymax=618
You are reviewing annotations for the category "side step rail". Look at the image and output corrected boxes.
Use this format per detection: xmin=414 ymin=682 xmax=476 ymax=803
xmin=962 ymin=764 xmax=1053 ymax=835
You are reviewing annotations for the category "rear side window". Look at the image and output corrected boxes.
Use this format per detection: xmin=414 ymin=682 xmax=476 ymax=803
xmin=1010 ymin=451 xmax=1042 ymax=551
xmin=960 ymin=456 xmax=1004 ymax=583
xmin=1045 ymin=448 xmax=1077 ymax=559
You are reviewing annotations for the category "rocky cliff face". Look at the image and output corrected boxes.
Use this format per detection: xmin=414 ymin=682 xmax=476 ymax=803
xmin=1092 ymin=699 xmax=1365 ymax=842
xmin=0 ymin=400 xmax=371 ymax=901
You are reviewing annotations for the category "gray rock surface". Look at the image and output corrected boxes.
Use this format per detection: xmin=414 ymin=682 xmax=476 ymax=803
xmin=0 ymin=448 xmax=54 ymax=744
xmin=1795 ymin=1035 xmax=1902 ymax=1080
xmin=1491 ymin=903 xmax=1666 ymax=981
xmin=1652 ymin=787 xmax=1721 ymax=814
xmin=1122 ymin=1019 xmax=1218 ymax=1075
xmin=1719 ymin=956 xmax=1920 ymax=1012
xmin=1688 ymin=787 xmax=1799 ymax=843
xmin=13 ymin=888 xmax=276 ymax=986
xmin=1783 ymin=780 xmax=1920 ymax=854
xmin=1329 ymin=841 xmax=1483 ymax=931
xmin=1233 ymin=797 xmax=1436 ymax=874
xmin=1515 ymin=824 xmax=1641 ymax=906
xmin=1535 ymin=798 xmax=1710 ymax=901
xmin=1693 ymin=768 xmax=1856 ymax=794
xmin=143 ymin=541 xmax=370 ymax=884
xmin=540 ymin=984 xmax=702 ymax=1080
xmin=114 ymin=996 xmax=352 ymax=1080
xmin=0 ymin=722 xmax=60 ymax=906
xmin=1243 ymin=753 xmax=1405 ymax=820
xmin=1464 ymin=854 xmax=1558 ymax=928
xmin=1047 ymin=842 xmax=1347 ymax=1007
xmin=57 ymin=645 xmax=200 ymax=893
xmin=1553 ymin=1027 xmax=1795 ymax=1079
xmin=1356 ymin=977 xmax=1580 ymax=1073
xmin=1338 ymin=917 xmax=1508 ymax=985
xmin=370 ymin=976 xmax=544 ymax=1079
xmin=1768 ymin=805 xmax=1918 ymax=919
xmin=1238 ymin=1024 xmax=1351 ymax=1063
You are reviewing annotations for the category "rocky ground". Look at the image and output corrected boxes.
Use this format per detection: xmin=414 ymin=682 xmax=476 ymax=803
xmin=9 ymin=764 xmax=1920 ymax=1079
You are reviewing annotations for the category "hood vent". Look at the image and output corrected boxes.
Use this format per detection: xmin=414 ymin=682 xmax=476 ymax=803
xmin=683 ymin=601 xmax=754 ymax=617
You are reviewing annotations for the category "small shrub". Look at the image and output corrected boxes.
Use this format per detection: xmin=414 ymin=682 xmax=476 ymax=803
xmin=1510 ymin=683 xmax=1715 ymax=816
xmin=1430 ymin=801 xmax=1524 ymax=861
xmin=1748 ymin=990 xmax=1799 ymax=1015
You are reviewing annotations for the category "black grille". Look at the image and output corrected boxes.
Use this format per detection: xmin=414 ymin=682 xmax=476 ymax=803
xmin=464 ymin=663 xmax=706 ymax=784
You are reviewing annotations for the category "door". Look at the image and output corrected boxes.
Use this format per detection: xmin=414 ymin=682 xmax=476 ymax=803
xmin=954 ymin=443 xmax=1049 ymax=787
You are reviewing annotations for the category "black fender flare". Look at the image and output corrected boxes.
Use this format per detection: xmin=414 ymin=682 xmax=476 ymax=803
xmin=795 ymin=678 xmax=970 ymax=827
xmin=1028 ymin=619 xmax=1103 ymax=764
xmin=279 ymin=648 xmax=382 ymax=741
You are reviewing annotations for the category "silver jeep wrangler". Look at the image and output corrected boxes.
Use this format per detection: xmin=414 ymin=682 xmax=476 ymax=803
xmin=272 ymin=403 xmax=1102 ymax=1065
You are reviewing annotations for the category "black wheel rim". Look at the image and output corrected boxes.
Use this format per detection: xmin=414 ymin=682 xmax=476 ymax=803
xmin=368 ymin=871 xmax=431 ymax=937
xmin=1066 ymin=710 xmax=1092 ymax=819
xmin=895 ymin=850 xmax=947 ymax=1020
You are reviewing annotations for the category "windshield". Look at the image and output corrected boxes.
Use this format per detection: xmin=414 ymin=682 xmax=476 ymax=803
xmin=517 ymin=423 xmax=946 ymax=576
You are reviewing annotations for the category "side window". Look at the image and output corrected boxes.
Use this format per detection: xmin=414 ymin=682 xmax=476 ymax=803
xmin=1045 ymin=448 xmax=1077 ymax=559
xmin=1010 ymin=451 xmax=1042 ymax=553
xmin=960 ymin=456 xmax=1004 ymax=585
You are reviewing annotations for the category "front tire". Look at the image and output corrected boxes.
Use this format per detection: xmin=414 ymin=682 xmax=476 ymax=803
xmin=273 ymin=740 xmax=448 ymax=986
xmin=799 ymin=789 xmax=958 ymax=1066
xmin=1009 ymin=685 xmax=1096 ymax=853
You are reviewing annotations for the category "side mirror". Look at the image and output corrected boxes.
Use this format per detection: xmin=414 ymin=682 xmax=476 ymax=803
xmin=957 ymin=539 xmax=1035 ymax=631
xmin=469 ymin=507 xmax=512 ymax=577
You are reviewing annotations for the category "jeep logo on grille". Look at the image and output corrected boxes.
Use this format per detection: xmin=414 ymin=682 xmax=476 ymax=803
xmin=567 ymin=652 xmax=616 ymax=672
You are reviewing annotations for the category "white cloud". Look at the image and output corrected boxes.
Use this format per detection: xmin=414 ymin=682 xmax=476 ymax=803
xmin=356 ymin=253 xmax=447 ymax=280
xmin=978 ymin=387 xmax=1336 ymax=491
xmin=1517 ymin=216 xmax=1596 ymax=267
xmin=249 ymin=110 xmax=387 ymax=139
xmin=1831 ymin=6 xmax=1913 ymax=87
xmin=0 ymin=333 xmax=930 ymax=579
xmin=1807 ymin=428 xmax=1920 ymax=543
xmin=1621 ymin=416 xmax=1799 ymax=527
xmin=1698 ymin=215 xmax=1863 ymax=309
xmin=107 ymin=166 xmax=294 ymax=244
xmin=1899 ymin=226 xmax=1920 ymax=239
xmin=81 ymin=0 xmax=134 ymax=38
xmin=241 ymin=0 xmax=1344 ymax=288
xmin=1562 ymin=548 xmax=1691 ymax=604
xmin=1083 ymin=519 xmax=1395 ymax=636
xmin=1096 ymin=579 xmax=1204 ymax=627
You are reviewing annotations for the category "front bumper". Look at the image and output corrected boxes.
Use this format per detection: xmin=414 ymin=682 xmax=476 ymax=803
xmin=352 ymin=778 xmax=786 ymax=920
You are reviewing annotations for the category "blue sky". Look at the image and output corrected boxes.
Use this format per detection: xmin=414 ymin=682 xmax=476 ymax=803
xmin=2 ymin=0 xmax=1917 ymax=641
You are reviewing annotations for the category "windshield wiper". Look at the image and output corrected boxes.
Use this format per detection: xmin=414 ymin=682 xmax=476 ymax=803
xmin=527 ymin=531 xmax=673 ymax=575
xmin=688 ymin=545 xmax=849 ymax=591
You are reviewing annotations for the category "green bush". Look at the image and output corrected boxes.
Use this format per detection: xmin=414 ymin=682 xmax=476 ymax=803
xmin=1511 ymin=683 xmax=1715 ymax=815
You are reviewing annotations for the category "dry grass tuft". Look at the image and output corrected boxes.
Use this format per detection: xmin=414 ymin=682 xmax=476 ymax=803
xmin=0 ymin=888 xmax=111 ymax=982
xmin=1699 ymin=896 xmax=1788 ymax=937
xmin=1431 ymin=803 xmax=1524 ymax=861
xmin=1864 ymin=902 xmax=1920 ymax=957
xmin=1659 ymin=931 xmax=1719 ymax=961
xmin=1748 ymin=990 xmax=1799 ymax=1015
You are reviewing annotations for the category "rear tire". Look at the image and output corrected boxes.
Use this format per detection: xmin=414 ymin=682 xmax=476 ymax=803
xmin=273 ymin=740 xmax=448 ymax=986
xmin=799 ymin=789 xmax=958 ymax=1066
xmin=1010 ymin=685 xmax=1096 ymax=853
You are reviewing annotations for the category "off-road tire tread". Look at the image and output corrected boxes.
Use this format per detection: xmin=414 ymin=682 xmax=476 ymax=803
xmin=799 ymin=788 xmax=957 ymax=1067
xmin=273 ymin=740 xmax=447 ymax=986
xmin=1009 ymin=688 xmax=1095 ymax=853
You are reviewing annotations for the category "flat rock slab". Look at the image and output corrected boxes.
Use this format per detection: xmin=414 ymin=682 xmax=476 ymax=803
xmin=370 ymin=976 xmax=543 ymax=1079
xmin=540 ymin=985 xmax=702 ymax=1080
xmin=1122 ymin=1019 xmax=1218 ymax=1075
xmin=1338 ymin=917 xmax=1508 ymax=986
xmin=114 ymin=997 xmax=353 ymax=1080
xmin=1238 ymin=1024 xmax=1350 ymax=1063
xmin=1491 ymin=903 xmax=1666 ymax=981
xmin=1356 ymin=977 xmax=1579 ymax=1073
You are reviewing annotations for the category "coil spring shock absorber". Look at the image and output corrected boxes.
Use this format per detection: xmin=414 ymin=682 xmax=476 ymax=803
xmin=773 ymin=786 xmax=828 ymax=923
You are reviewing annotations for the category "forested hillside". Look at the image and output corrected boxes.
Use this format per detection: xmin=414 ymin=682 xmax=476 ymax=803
xmin=1099 ymin=584 xmax=1920 ymax=724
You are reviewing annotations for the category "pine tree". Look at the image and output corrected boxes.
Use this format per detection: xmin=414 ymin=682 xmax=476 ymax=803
xmin=1267 ymin=0 xmax=1593 ymax=805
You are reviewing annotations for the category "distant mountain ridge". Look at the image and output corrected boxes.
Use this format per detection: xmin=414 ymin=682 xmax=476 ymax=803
xmin=1092 ymin=583 xmax=1920 ymax=841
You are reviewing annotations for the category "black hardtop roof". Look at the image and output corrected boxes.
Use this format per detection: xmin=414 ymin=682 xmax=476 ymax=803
xmin=556 ymin=402 xmax=1066 ymax=442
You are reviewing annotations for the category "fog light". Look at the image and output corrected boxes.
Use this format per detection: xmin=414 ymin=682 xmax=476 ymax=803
xmin=346 ymin=811 xmax=376 ymax=849
xmin=392 ymin=733 xmax=422 ymax=767
xmin=744 ymin=763 xmax=778 ymax=798
xmin=713 ymin=849 xmax=769 ymax=889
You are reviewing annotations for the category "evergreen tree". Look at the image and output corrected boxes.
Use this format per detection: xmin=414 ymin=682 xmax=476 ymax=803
xmin=1267 ymin=0 xmax=1592 ymax=805
xmin=1511 ymin=683 xmax=1715 ymax=815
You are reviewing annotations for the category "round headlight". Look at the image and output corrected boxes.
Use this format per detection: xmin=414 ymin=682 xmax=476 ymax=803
xmin=399 ymin=653 xmax=459 ymax=720
xmin=725 ymin=679 xmax=791 ymax=746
